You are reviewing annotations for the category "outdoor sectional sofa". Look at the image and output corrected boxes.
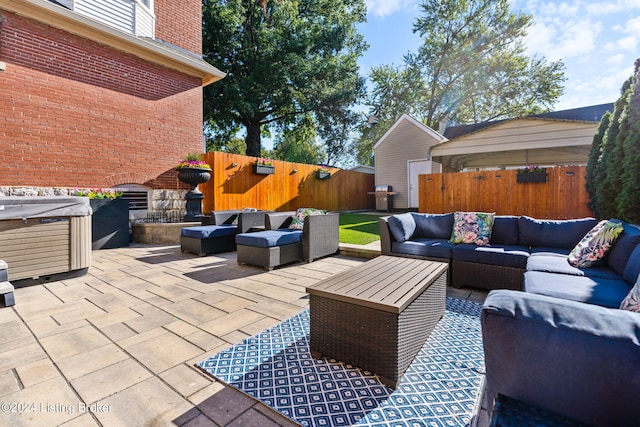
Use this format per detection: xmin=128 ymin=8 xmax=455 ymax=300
xmin=380 ymin=212 xmax=640 ymax=424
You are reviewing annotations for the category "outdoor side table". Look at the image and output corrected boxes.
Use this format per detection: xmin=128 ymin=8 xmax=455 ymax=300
xmin=306 ymin=255 xmax=448 ymax=388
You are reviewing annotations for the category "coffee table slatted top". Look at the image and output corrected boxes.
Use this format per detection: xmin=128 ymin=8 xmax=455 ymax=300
xmin=306 ymin=255 xmax=448 ymax=314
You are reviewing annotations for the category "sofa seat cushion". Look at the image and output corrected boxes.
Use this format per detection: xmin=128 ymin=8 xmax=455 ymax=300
xmin=523 ymin=271 xmax=631 ymax=308
xmin=452 ymin=244 xmax=529 ymax=268
xmin=411 ymin=213 xmax=454 ymax=239
xmin=181 ymin=225 xmax=237 ymax=239
xmin=526 ymin=255 xmax=623 ymax=280
xmin=529 ymin=247 xmax=571 ymax=256
xmin=518 ymin=216 xmax=598 ymax=249
xmin=235 ymin=229 xmax=302 ymax=248
xmin=391 ymin=238 xmax=454 ymax=259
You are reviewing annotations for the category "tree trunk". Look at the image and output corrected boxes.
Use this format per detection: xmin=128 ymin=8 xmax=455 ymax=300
xmin=245 ymin=122 xmax=262 ymax=157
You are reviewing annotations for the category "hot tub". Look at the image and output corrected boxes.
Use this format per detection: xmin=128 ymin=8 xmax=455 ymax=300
xmin=0 ymin=196 xmax=92 ymax=286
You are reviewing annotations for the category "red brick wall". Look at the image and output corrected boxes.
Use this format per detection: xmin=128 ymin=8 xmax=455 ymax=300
xmin=154 ymin=0 xmax=202 ymax=55
xmin=0 ymin=11 xmax=204 ymax=190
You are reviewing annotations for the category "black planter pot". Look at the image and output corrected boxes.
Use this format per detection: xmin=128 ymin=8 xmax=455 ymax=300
xmin=90 ymin=198 xmax=129 ymax=249
xmin=516 ymin=171 xmax=548 ymax=183
xmin=253 ymin=164 xmax=275 ymax=175
xmin=316 ymin=171 xmax=330 ymax=180
xmin=177 ymin=167 xmax=211 ymax=221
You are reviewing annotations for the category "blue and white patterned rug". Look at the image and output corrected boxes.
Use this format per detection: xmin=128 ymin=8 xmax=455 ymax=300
xmin=198 ymin=298 xmax=485 ymax=427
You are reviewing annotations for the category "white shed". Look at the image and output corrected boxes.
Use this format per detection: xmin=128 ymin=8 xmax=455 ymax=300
xmin=373 ymin=113 xmax=447 ymax=210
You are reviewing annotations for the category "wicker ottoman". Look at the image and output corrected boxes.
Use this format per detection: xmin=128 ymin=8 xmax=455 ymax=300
xmin=306 ymin=256 xmax=448 ymax=388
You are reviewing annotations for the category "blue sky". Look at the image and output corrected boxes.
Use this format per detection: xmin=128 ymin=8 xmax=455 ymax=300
xmin=358 ymin=0 xmax=640 ymax=111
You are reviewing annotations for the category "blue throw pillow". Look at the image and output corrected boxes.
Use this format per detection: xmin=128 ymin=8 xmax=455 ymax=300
xmin=411 ymin=213 xmax=454 ymax=239
xmin=388 ymin=213 xmax=416 ymax=243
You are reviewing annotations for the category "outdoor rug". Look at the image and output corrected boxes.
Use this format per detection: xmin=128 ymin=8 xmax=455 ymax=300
xmin=197 ymin=298 xmax=485 ymax=427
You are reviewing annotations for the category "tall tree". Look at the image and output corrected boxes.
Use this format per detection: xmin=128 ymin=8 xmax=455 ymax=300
xmin=356 ymin=0 xmax=565 ymax=163
xmin=595 ymin=77 xmax=633 ymax=219
xmin=618 ymin=60 xmax=640 ymax=223
xmin=585 ymin=111 xmax=611 ymax=216
xmin=202 ymin=0 xmax=367 ymax=157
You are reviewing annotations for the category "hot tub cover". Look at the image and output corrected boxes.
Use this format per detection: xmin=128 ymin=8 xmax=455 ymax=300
xmin=0 ymin=197 xmax=92 ymax=220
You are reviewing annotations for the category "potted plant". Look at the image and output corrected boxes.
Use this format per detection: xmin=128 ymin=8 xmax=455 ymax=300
xmin=516 ymin=165 xmax=548 ymax=183
xmin=72 ymin=187 xmax=129 ymax=249
xmin=254 ymin=158 xmax=275 ymax=175
xmin=316 ymin=165 xmax=331 ymax=180
xmin=176 ymin=153 xmax=211 ymax=221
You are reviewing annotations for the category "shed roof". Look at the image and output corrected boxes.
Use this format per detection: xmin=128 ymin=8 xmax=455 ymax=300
xmin=373 ymin=113 xmax=447 ymax=150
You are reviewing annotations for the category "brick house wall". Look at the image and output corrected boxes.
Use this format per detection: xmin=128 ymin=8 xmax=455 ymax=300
xmin=0 ymin=5 xmax=205 ymax=192
xmin=154 ymin=0 xmax=202 ymax=55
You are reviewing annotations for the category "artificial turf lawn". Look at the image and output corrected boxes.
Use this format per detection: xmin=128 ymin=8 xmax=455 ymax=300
xmin=339 ymin=212 xmax=384 ymax=245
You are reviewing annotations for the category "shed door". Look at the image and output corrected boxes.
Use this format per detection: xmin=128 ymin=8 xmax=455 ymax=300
xmin=408 ymin=160 xmax=431 ymax=208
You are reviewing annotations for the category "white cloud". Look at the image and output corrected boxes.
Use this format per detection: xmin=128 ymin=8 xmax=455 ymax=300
xmin=606 ymin=53 xmax=626 ymax=64
xmin=606 ymin=36 xmax=637 ymax=52
xmin=523 ymin=18 xmax=601 ymax=60
xmin=365 ymin=0 xmax=416 ymax=17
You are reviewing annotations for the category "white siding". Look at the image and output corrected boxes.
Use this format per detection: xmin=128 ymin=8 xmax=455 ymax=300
xmin=375 ymin=120 xmax=441 ymax=209
xmin=62 ymin=0 xmax=155 ymax=38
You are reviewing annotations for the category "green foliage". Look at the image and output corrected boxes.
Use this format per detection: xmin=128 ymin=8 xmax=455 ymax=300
xmin=356 ymin=0 xmax=565 ymax=161
xmin=586 ymin=112 xmax=611 ymax=216
xmin=273 ymin=114 xmax=325 ymax=164
xmin=339 ymin=212 xmax=383 ymax=245
xmin=203 ymin=0 xmax=367 ymax=160
xmin=596 ymin=78 xmax=633 ymax=219
xmin=588 ymin=60 xmax=640 ymax=222
xmin=619 ymin=61 xmax=640 ymax=224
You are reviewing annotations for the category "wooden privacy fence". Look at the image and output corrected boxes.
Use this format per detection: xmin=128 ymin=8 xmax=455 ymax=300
xmin=200 ymin=152 xmax=375 ymax=213
xmin=418 ymin=166 xmax=594 ymax=219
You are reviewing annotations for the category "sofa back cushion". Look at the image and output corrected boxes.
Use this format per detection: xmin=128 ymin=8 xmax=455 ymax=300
xmin=608 ymin=220 xmax=640 ymax=276
xmin=491 ymin=215 xmax=520 ymax=245
xmin=387 ymin=213 xmax=416 ymax=242
xmin=623 ymin=244 xmax=640 ymax=284
xmin=518 ymin=216 xmax=598 ymax=249
xmin=411 ymin=213 xmax=454 ymax=239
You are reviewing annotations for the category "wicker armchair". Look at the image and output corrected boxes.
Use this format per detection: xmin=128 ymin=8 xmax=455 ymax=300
xmin=236 ymin=211 xmax=340 ymax=270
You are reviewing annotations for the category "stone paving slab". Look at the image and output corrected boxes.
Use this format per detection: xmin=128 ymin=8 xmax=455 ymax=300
xmin=0 ymin=243 xmax=486 ymax=426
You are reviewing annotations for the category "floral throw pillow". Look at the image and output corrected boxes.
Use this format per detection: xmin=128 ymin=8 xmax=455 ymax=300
xmin=620 ymin=276 xmax=640 ymax=312
xmin=289 ymin=208 xmax=326 ymax=230
xmin=231 ymin=207 xmax=258 ymax=225
xmin=449 ymin=211 xmax=495 ymax=246
xmin=567 ymin=220 xmax=624 ymax=268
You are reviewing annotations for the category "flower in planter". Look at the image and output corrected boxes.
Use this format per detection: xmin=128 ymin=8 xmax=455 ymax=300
xmin=176 ymin=152 xmax=212 ymax=170
xmin=72 ymin=187 xmax=123 ymax=199
xmin=256 ymin=158 xmax=274 ymax=166
xmin=318 ymin=165 xmax=330 ymax=173
xmin=517 ymin=165 xmax=545 ymax=174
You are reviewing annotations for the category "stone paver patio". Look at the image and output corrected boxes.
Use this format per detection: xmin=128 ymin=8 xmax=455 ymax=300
xmin=0 ymin=244 xmax=486 ymax=426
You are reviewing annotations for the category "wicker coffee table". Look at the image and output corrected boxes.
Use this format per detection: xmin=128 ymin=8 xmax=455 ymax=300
xmin=306 ymin=255 xmax=448 ymax=388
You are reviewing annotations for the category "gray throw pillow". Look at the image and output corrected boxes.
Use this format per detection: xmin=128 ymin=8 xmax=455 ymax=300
xmin=388 ymin=213 xmax=416 ymax=242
